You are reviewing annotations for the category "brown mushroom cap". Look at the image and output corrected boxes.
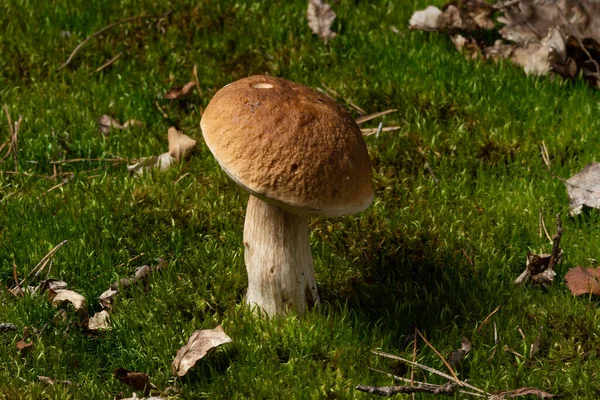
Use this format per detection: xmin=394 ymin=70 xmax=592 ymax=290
xmin=201 ymin=75 xmax=373 ymax=217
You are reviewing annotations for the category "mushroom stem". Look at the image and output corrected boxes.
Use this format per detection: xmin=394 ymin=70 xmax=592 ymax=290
xmin=243 ymin=195 xmax=318 ymax=316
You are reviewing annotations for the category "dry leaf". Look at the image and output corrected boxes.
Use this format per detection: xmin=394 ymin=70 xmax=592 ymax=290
xmin=564 ymin=266 xmax=600 ymax=296
xmin=409 ymin=6 xmax=442 ymax=31
xmin=99 ymin=115 xmax=142 ymax=136
xmin=172 ymin=325 xmax=232 ymax=377
xmin=16 ymin=327 xmax=33 ymax=352
xmin=168 ymin=127 xmax=196 ymax=161
xmin=566 ymin=163 xmax=600 ymax=216
xmin=164 ymin=81 xmax=196 ymax=100
xmin=127 ymin=153 xmax=175 ymax=176
xmin=37 ymin=279 xmax=68 ymax=293
xmin=307 ymin=0 xmax=337 ymax=43
xmin=51 ymin=289 xmax=86 ymax=313
xmin=87 ymin=310 xmax=111 ymax=331
xmin=99 ymin=288 xmax=119 ymax=309
xmin=449 ymin=337 xmax=471 ymax=368
xmin=114 ymin=368 xmax=156 ymax=396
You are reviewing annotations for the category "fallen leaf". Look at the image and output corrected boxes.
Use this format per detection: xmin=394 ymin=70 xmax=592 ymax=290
xmin=127 ymin=153 xmax=175 ymax=176
xmin=37 ymin=279 xmax=68 ymax=293
xmin=566 ymin=163 xmax=600 ymax=216
xmin=564 ymin=266 xmax=600 ymax=296
xmin=99 ymin=288 xmax=119 ymax=309
xmin=87 ymin=310 xmax=111 ymax=331
xmin=114 ymin=368 xmax=156 ymax=396
xmin=50 ymin=289 xmax=86 ymax=313
xmin=99 ymin=262 xmax=165 ymax=308
xmin=490 ymin=387 xmax=555 ymax=399
xmin=164 ymin=81 xmax=196 ymax=100
xmin=172 ymin=325 xmax=232 ymax=377
xmin=99 ymin=115 xmax=142 ymax=136
xmin=38 ymin=375 xmax=73 ymax=386
xmin=16 ymin=327 xmax=33 ymax=352
xmin=307 ymin=0 xmax=337 ymax=43
xmin=167 ymin=127 xmax=196 ymax=161
xmin=449 ymin=337 xmax=472 ymax=368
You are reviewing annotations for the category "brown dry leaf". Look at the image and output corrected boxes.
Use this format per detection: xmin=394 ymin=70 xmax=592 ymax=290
xmin=114 ymin=368 xmax=156 ymax=396
xmin=490 ymin=387 xmax=555 ymax=399
xmin=564 ymin=266 xmax=600 ymax=296
xmin=127 ymin=153 xmax=175 ymax=176
xmin=50 ymin=289 xmax=86 ymax=313
xmin=168 ymin=127 xmax=196 ymax=162
xmin=565 ymin=163 xmax=600 ymax=216
xmin=99 ymin=288 xmax=119 ymax=309
xmin=37 ymin=279 xmax=68 ymax=293
xmin=164 ymin=81 xmax=196 ymax=100
xmin=307 ymin=0 xmax=337 ymax=43
xmin=99 ymin=115 xmax=142 ymax=136
xmin=448 ymin=337 xmax=472 ymax=368
xmin=172 ymin=325 xmax=232 ymax=377
xmin=410 ymin=0 xmax=494 ymax=32
xmin=87 ymin=310 xmax=111 ymax=331
xmin=16 ymin=327 xmax=33 ymax=352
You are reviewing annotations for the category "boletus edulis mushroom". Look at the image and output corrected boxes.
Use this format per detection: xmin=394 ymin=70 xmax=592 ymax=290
xmin=201 ymin=75 xmax=373 ymax=316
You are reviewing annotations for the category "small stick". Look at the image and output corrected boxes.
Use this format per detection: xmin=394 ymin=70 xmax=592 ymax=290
xmin=58 ymin=12 xmax=170 ymax=70
xmin=517 ymin=326 xmax=526 ymax=341
xmin=12 ymin=263 xmax=23 ymax=297
xmin=416 ymin=329 xmax=461 ymax=386
xmin=95 ymin=52 xmax=123 ymax=73
xmin=192 ymin=64 xmax=202 ymax=97
xmin=478 ymin=305 xmax=500 ymax=332
xmin=539 ymin=209 xmax=552 ymax=242
xmin=155 ymin=100 xmax=169 ymax=119
xmin=547 ymin=213 xmax=563 ymax=272
xmin=319 ymin=83 xmax=366 ymax=114
xmin=20 ymin=240 xmax=68 ymax=287
xmin=355 ymin=109 xmax=398 ymax=124
xmin=116 ymin=252 xmax=146 ymax=268
xmin=50 ymin=157 xmax=125 ymax=165
xmin=356 ymin=382 xmax=457 ymax=396
xmin=425 ymin=160 xmax=440 ymax=185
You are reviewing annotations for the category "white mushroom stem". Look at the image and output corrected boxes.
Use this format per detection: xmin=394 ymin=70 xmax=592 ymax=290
xmin=243 ymin=195 xmax=318 ymax=316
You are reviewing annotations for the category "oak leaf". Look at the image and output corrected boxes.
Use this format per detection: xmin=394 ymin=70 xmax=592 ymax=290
xmin=171 ymin=325 xmax=232 ymax=377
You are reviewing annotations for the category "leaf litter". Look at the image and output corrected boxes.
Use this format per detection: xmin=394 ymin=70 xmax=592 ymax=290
xmin=410 ymin=0 xmax=600 ymax=88
xmin=164 ymin=81 xmax=196 ymax=100
xmin=564 ymin=266 xmax=600 ymax=296
xmin=98 ymin=115 xmax=142 ymax=136
xmin=114 ymin=368 xmax=157 ymax=396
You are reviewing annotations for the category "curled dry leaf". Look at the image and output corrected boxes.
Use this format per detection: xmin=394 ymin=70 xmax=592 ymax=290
xmin=99 ymin=288 xmax=119 ymax=309
xmin=114 ymin=368 xmax=156 ymax=396
xmin=16 ymin=327 xmax=33 ymax=352
xmin=50 ymin=289 xmax=87 ymax=313
xmin=164 ymin=81 xmax=196 ymax=100
xmin=564 ymin=266 xmax=600 ymax=296
xmin=87 ymin=310 xmax=111 ymax=331
xmin=565 ymin=163 xmax=600 ymax=216
xmin=127 ymin=153 xmax=175 ymax=176
xmin=172 ymin=325 xmax=232 ymax=377
xmin=38 ymin=375 xmax=73 ymax=386
xmin=307 ymin=0 xmax=337 ymax=43
xmin=168 ymin=127 xmax=196 ymax=161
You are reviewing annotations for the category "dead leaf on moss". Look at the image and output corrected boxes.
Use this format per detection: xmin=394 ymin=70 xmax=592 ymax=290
xmin=16 ymin=327 xmax=33 ymax=352
xmin=114 ymin=368 xmax=156 ymax=396
xmin=307 ymin=0 xmax=337 ymax=43
xmin=38 ymin=375 xmax=73 ymax=386
xmin=566 ymin=163 xmax=600 ymax=216
xmin=87 ymin=310 xmax=111 ymax=331
xmin=172 ymin=325 xmax=232 ymax=377
xmin=449 ymin=337 xmax=471 ymax=368
xmin=127 ymin=153 xmax=174 ymax=176
xmin=50 ymin=289 xmax=86 ymax=313
xmin=164 ymin=81 xmax=196 ymax=100
xmin=168 ymin=127 xmax=196 ymax=161
xmin=98 ymin=115 xmax=142 ymax=136
xmin=564 ymin=266 xmax=600 ymax=296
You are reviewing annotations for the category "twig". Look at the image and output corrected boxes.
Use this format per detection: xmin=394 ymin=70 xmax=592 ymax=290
xmin=416 ymin=329 xmax=461 ymax=386
xmin=58 ymin=12 xmax=171 ymax=70
xmin=12 ymin=263 xmax=23 ymax=297
xmin=361 ymin=126 xmax=401 ymax=136
xmin=517 ymin=326 xmax=526 ymax=341
xmin=370 ymin=351 xmax=485 ymax=394
xmin=547 ymin=213 xmax=563 ymax=272
xmin=356 ymin=382 xmax=457 ymax=396
xmin=477 ymin=305 xmax=500 ymax=332
xmin=368 ymin=368 xmax=486 ymax=398
xmin=425 ymin=160 xmax=440 ymax=185
xmin=192 ymin=64 xmax=202 ymax=98
xmin=155 ymin=100 xmax=169 ymax=119
xmin=539 ymin=209 xmax=552 ymax=242
xmin=95 ymin=52 xmax=123 ymax=73
xmin=20 ymin=240 xmax=68 ymax=287
xmin=355 ymin=109 xmax=398 ymax=124
xmin=49 ymin=157 xmax=125 ymax=164
xmin=115 ymin=252 xmax=146 ymax=268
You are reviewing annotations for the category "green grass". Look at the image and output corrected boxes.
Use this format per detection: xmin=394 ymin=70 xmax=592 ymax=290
xmin=2 ymin=0 xmax=600 ymax=398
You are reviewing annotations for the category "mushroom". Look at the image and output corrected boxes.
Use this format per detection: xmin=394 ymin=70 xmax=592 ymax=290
xmin=201 ymin=75 xmax=373 ymax=316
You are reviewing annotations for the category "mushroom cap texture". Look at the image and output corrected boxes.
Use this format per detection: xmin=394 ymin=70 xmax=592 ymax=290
xmin=201 ymin=75 xmax=374 ymax=217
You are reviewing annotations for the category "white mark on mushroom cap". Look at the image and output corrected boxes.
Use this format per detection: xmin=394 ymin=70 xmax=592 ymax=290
xmin=251 ymin=83 xmax=274 ymax=89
